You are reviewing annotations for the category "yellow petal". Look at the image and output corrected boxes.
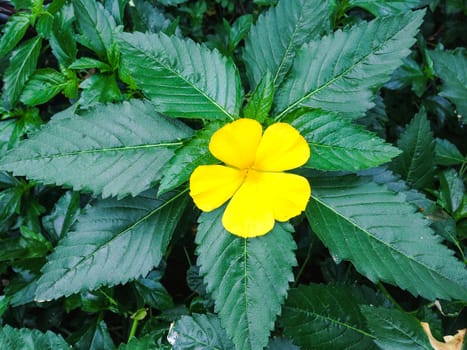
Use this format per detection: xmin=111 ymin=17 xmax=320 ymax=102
xmin=421 ymin=322 xmax=466 ymax=350
xmin=222 ymin=170 xmax=275 ymax=238
xmin=254 ymin=122 xmax=310 ymax=171
xmin=189 ymin=165 xmax=246 ymax=212
xmin=260 ymin=171 xmax=311 ymax=221
xmin=209 ymin=118 xmax=262 ymax=169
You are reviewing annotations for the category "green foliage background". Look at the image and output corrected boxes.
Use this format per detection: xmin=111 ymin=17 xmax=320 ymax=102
xmin=0 ymin=0 xmax=466 ymax=349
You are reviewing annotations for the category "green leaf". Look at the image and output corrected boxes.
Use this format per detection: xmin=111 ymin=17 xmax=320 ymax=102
xmin=71 ymin=319 xmax=115 ymax=350
xmin=169 ymin=313 xmax=235 ymax=350
xmin=78 ymin=73 xmax=123 ymax=107
xmin=243 ymin=0 xmax=331 ymax=89
xmin=20 ymin=68 xmax=68 ymax=106
xmin=158 ymin=123 xmax=219 ymax=195
xmin=434 ymin=138 xmax=465 ymax=166
xmin=274 ymin=10 xmax=425 ymax=120
xmin=281 ymin=284 xmax=377 ymax=350
xmin=50 ymin=5 xmax=77 ymax=67
xmin=35 ymin=189 xmax=188 ymax=301
xmin=118 ymin=335 xmax=157 ymax=350
xmin=196 ymin=208 xmax=296 ymax=350
xmin=42 ymin=191 xmax=81 ymax=242
xmin=0 ymin=13 xmax=31 ymax=59
xmin=0 ymin=325 xmax=69 ymax=350
xmin=361 ymin=305 xmax=432 ymax=350
xmin=3 ymin=36 xmax=42 ymax=108
xmin=267 ymin=337 xmax=299 ymax=350
xmin=69 ymin=57 xmax=113 ymax=71
xmin=104 ymin=0 xmax=128 ymax=25
xmin=291 ymin=110 xmax=401 ymax=171
xmin=0 ymin=100 xmax=192 ymax=198
xmin=243 ymin=71 xmax=274 ymax=122
xmin=73 ymin=0 xmax=117 ymax=61
xmin=390 ymin=109 xmax=435 ymax=190
xmin=130 ymin=0 xmax=173 ymax=33
xmin=348 ymin=0 xmax=423 ymax=16
xmin=306 ymin=174 xmax=467 ymax=300
xmin=117 ymin=31 xmax=242 ymax=120
xmin=134 ymin=270 xmax=174 ymax=310
xmin=438 ymin=169 xmax=464 ymax=214
xmin=385 ymin=57 xmax=427 ymax=97
xmin=430 ymin=49 xmax=467 ymax=120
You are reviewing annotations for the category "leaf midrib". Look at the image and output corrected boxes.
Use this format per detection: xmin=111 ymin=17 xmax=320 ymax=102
xmin=311 ymin=194 xmax=462 ymax=292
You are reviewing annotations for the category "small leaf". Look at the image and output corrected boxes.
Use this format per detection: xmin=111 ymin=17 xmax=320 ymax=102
xmin=421 ymin=322 xmax=466 ymax=350
xmin=291 ymin=110 xmax=401 ymax=171
xmin=281 ymin=284 xmax=378 ymax=350
xmin=0 ymin=100 xmax=192 ymax=198
xmin=430 ymin=49 xmax=467 ymax=120
xmin=275 ymin=10 xmax=425 ymax=120
xmin=306 ymin=174 xmax=467 ymax=301
xmin=361 ymin=305 xmax=432 ymax=350
xmin=118 ymin=31 xmax=242 ymax=120
xmin=130 ymin=0 xmax=173 ymax=33
xmin=0 ymin=325 xmax=69 ymax=350
xmin=42 ymin=191 xmax=81 ymax=242
xmin=348 ymin=0 xmax=423 ymax=16
xmin=267 ymin=337 xmax=299 ymax=350
xmin=434 ymin=138 xmax=465 ymax=166
xmin=158 ymin=123 xmax=219 ymax=195
xmin=50 ymin=5 xmax=77 ymax=67
xmin=243 ymin=0 xmax=331 ymax=88
xmin=35 ymin=189 xmax=188 ymax=301
xmin=73 ymin=0 xmax=117 ymax=61
xmin=78 ymin=73 xmax=122 ymax=107
xmin=71 ymin=319 xmax=115 ymax=350
xmin=196 ymin=208 xmax=296 ymax=350
xmin=134 ymin=271 xmax=174 ymax=310
xmin=3 ymin=36 xmax=42 ymax=108
xmin=169 ymin=313 xmax=235 ymax=350
xmin=438 ymin=169 xmax=464 ymax=214
xmin=391 ymin=108 xmax=435 ymax=190
xmin=69 ymin=57 xmax=113 ymax=71
xmin=243 ymin=71 xmax=274 ymax=123
xmin=0 ymin=12 xmax=31 ymax=59
xmin=20 ymin=68 xmax=68 ymax=106
xmin=118 ymin=335 xmax=157 ymax=350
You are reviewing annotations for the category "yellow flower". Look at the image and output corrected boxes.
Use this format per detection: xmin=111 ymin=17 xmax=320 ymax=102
xmin=189 ymin=118 xmax=311 ymax=238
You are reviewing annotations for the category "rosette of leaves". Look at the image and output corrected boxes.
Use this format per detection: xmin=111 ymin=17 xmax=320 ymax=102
xmin=0 ymin=0 xmax=466 ymax=349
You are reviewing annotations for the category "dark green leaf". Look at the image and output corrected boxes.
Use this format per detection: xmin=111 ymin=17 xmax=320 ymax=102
xmin=158 ymin=123 xmax=219 ymax=195
xmin=0 ymin=100 xmax=192 ymax=198
xmin=243 ymin=71 xmax=274 ymax=123
xmin=169 ymin=313 xmax=235 ymax=350
xmin=78 ymin=73 xmax=123 ymax=107
xmin=385 ymin=57 xmax=427 ymax=97
xmin=131 ymin=0 xmax=173 ymax=33
xmin=391 ymin=109 xmax=435 ymax=190
xmin=291 ymin=110 xmax=401 ymax=171
xmin=118 ymin=31 xmax=242 ymax=120
xmin=281 ymin=284 xmax=377 ymax=350
xmin=196 ymin=209 xmax=296 ymax=350
xmin=104 ymin=0 xmax=128 ymax=25
xmin=73 ymin=0 xmax=117 ymax=61
xmin=3 ymin=36 xmax=42 ymax=108
xmin=361 ymin=305 xmax=432 ymax=350
xmin=72 ymin=319 xmax=115 ymax=350
xmin=430 ymin=49 xmax=467 ymax=121
xmin=434 ymin=138 xmax=465 ymax=166
xmin=0 ymin=226 xmax=51 ymax=261
xmin=0 ymin=13 xmax=31 ymax=59
xmin=20 ymin=68 xmax=68 ymax=106
xmin=306 ymin=174 xmax=467 ymax=300
xmin=243 ymin=0 xmax=331 ymax=88
xmin=35 ymin=189 xmax=188 ymax=301
xmin=50 ymin=5 xmax=77 ymax=67
xmin=275 ymin=10 xmax=425 ymax=120
xmin=438 ymin=169 xmax=464 ymax=214
xmin=118 ymin=335 xmax=157 ymax=350
xmin=134 ymin=271 xmax=174 ymax=310
xmin=0 ymin=325 xmax=69 ymax=349
xmin=267 ymin=337 xmax=299 ymax=350
xmin=42 ymin=191 xmax=81 ymax=242
xmin=348 ymin=0 xmax=423 ymax=16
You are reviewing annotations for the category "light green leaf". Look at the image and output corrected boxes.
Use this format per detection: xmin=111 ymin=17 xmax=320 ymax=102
xmin=361 ymin=305 xmax=432 ymax=350
xmin=0 ymin=13 xmax=31 ymax=59
xmin=390 ymin=109 xmax=435 ymax=190
xmin=169 ymin=313 xmax=235 ymax=350
xmin=104 ymin=0 xmax=128 ymax=25
xmin=69 ymin=57 xmax=113 ymax=71
xmin=291 ymin=110 xmax=401 ymax=171
xmin=78 ymin=73 xmax=123 ymax=107
xmin=158 ymin=122 xmax=219 ymax=195
xmin=0 ymin=100 xmax=192 ymax=198
xmin=196 ymin=209 xmax=296 ymax=350
xmin=430 ymin=49 xmax=467 ymax=120
xmin=73 ymin=0 xmax=117 ymax=61
xmin=3 ymin=36 xmax=42 ymax=108
xmin=348 ymin=0 xmax=423 ymax=16
xmin=306 ymin=174 xmax=467 ymax=301
xmin=243 ymin=71 xmax=274 ymax=122
xmin=35 ymin=189 xmax=188 ymax=301
xmin=20 ymin=68 xmax=68 ymax=106
xmin=281 ymin=284 xmax=378 ymax=350
xmin=243 ymin=0 xmax=331 ymax=88
xmin=0 ymin=325 xmax=69 ymax=350
xmin=118 ymin=31 xmax=242 ymax=120
xmin=131 ymin=0 xmax=173 ymax=33
xmin=275 ymin=10 xmax=425 ymax=120
xmin=434 ymin=138 xmax=465 ymax=166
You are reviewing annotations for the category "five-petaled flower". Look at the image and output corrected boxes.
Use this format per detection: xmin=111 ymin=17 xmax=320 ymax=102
xmin=189 ymin=118 xmax=311 ymax=238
